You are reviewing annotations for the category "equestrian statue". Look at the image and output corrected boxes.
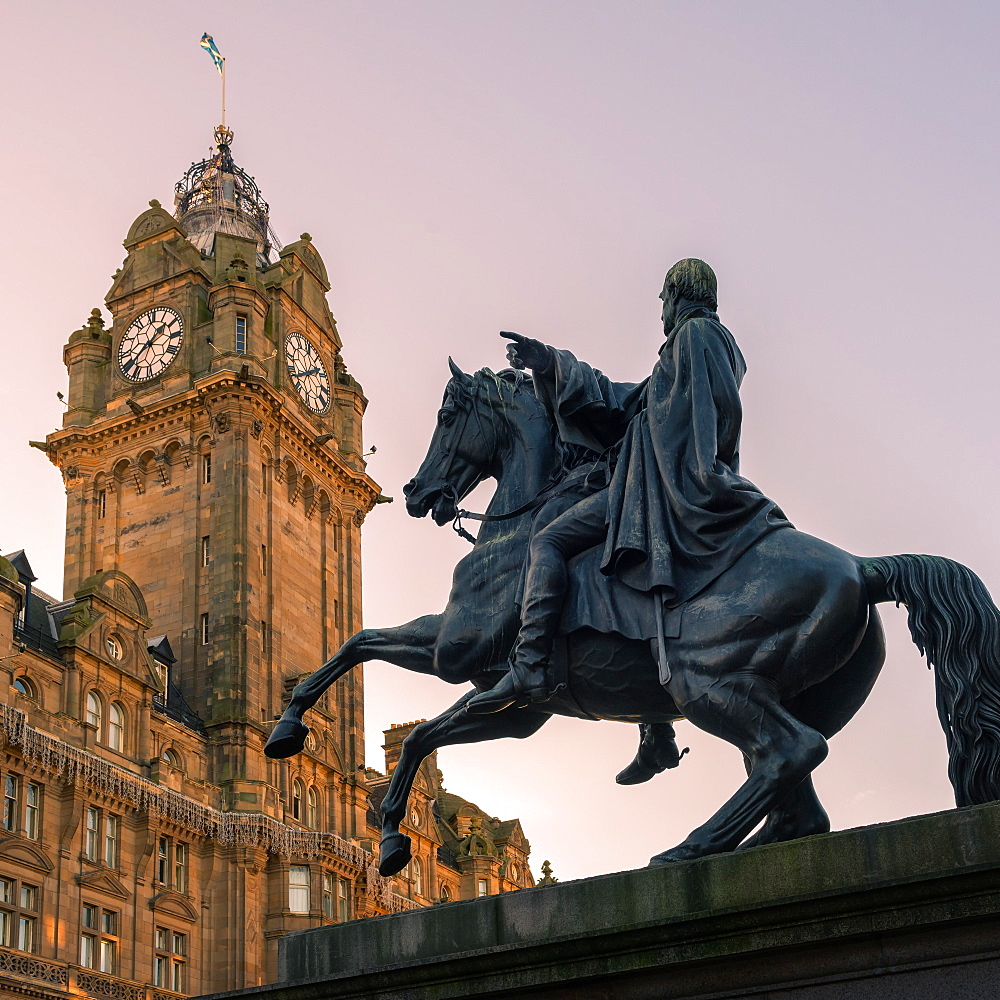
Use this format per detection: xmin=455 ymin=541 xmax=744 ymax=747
xmin=266 ymin=259 xmax=1000 ymax=878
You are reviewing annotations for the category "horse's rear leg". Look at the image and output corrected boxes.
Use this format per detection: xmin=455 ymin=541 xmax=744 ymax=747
xmin=738 ymin=612 xmax=885 ymax=850
xmin=265 ymin=616 xmax=442 ymax=759
xmin=378 ymin=697 xmax=550 ymax=875
xmin=652 ymin=674 xmax=828 ymax=864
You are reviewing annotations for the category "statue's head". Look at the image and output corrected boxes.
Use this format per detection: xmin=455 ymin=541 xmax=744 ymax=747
xmin=661 ymin=258 xmax=717 ymax=332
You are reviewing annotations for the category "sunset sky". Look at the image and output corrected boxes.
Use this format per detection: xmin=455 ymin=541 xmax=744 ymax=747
xmin=2 ymin=1 xmax=999 ymax=880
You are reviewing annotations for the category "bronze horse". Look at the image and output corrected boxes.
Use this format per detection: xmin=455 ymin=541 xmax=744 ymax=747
xmin=266 ymin=364 xmax=1000 ymax=876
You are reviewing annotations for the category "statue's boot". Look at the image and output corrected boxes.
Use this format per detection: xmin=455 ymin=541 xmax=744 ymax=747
xmin=616 ymin=723 xmax=687 ymax=785
xmin=466 ymin=634 xmax=553 ymax=715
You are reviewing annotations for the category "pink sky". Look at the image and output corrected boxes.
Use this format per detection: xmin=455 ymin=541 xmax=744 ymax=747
xmin=2 ymin=1 xmax=998 ymax=880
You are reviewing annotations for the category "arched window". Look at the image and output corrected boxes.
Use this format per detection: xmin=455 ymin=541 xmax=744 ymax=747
xmin=162 ymin=747 xmax=181 ymax=768
xmin=440 ymin=883 xmax=452 ymax=903
xmin=12 ymin=676 xmax=35 ymax=699
xmin=291 ymin=779 xmax=303 ymax=821
xmin=307 ymin=787 xmax=318 ymax=830
xmin=108 ymin=703 xmax=125 ymax=751
xmin=412 ymin=856 xmax=423 ymax=897
xmin=85 ymin=692 xmax=103 ymax=730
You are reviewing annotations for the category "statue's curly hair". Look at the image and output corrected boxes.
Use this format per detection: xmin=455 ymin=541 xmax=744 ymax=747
xmin=665 ymin=258 xmax=718 ymax=311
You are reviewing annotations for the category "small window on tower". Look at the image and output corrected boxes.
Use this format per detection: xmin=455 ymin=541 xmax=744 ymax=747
xmin=200 ymin=613 xmax=210 ymax=646
xmin=201 ymin=535 xmax=211 ymax=567
xmin=261 ymin=544 xmax=267 ymax=577
xmin=235 ymin=316 xmax=247 ymax=354
xmin=97 ymin=490 xmax=107 ymax=519
xmin=201 ymin=454 xmax=212 ymax=485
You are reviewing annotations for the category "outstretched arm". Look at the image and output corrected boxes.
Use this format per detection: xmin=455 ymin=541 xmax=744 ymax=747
xmin=499 ymin=331 xmax=640 ymax=452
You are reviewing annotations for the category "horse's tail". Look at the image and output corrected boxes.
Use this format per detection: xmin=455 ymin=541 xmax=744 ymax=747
xmin=860 ymin=554 xmax=1000 ymax=807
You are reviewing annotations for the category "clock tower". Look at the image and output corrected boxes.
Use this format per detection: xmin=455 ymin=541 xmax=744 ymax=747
xmin=45 ymin=125 xmax=381 ymax=822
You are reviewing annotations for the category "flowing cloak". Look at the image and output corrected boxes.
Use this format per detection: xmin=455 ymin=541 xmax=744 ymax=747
xmin=534 ymin=306 xmax=792 ymax=627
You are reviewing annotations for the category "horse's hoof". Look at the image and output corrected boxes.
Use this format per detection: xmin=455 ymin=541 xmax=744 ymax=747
xmin=648 ymin=843 xmax=704 ymax=866
xmin=378 ymin=833 xmax=412 ymax=877
xmin=264 ymin=719 xmax=308 ymax=759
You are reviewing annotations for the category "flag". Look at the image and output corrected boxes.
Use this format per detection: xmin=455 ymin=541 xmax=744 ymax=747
xmin=200 ymin=33 xmax=224 ymax=75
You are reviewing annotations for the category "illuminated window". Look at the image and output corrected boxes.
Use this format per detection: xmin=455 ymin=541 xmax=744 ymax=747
xmin=288 ymin=866 xmax=310 ymax=912
xmin=338 ymin=877 xmax=350 ymax=921
xmin=307 ymin=787 xmax=318 ymax=829
xmin=106 ymin=636 xmax=122 ymax=660
xmin=201 ymin=453 xmax=212 ymax=485
xmin=235 ymin=316 xmax=247 ymax=354
xmin=155 ymin=927 xmax=186 ymax=992
xmin=108 ymin=703 xmax=124 ymax=751
xmin=477 ymin=879 xmax=488 ymax=897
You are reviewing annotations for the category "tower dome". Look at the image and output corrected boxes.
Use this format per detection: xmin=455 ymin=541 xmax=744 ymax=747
xmin=174 ymin=126 xmax=276 ymax=262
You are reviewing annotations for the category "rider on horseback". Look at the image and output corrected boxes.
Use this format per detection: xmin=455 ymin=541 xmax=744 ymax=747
xmin=467 ymin=259 xmax=791 ymax=719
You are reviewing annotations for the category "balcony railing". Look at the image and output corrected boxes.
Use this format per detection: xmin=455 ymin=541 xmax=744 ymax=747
xmin=0 ymin=948 xmax=187 ymax=1000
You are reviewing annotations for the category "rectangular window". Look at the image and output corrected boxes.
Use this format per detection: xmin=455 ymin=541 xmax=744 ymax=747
xmin=201 ymin=453 xmax=212 ymax=485
xmin=261 ymin=463 xmax=268 ymax=496
xmin=24 ymin=784 xmax=39 ymax=840
xmin=261 ymin=544 xmax=267 ymax=577
xmin=85 ymin=807 xmax=100 ymax=860
xmin=201 ymin=535 xmax=211 ymax=567
xmin=155 ymin=926 xmax=187 ymax=990
xmin=477 ymin=879 xmax=488 ymax=897
xmin=288 ymin=866 xmax=310 ymax=912
xmin=322 ymin=873 xmax=333 ymax=918
xmin=100 ymin=937 xmax=116 ymax=974
xmin=157 ymin=837 xmax=169 ymax=883
xmin=3 ymin=776 xmax=18 ymax=832
xmin=200 ymin=613 xmax=210 ymax=646
xmin=97 ymin=490 xmax=107 ymax=519
xmin=104 ymin=814 xmax=119 ymax=868
xmin=17 ymin=916 xmax=34 ymax=952
xmin=174 ymin=843 xmax=187 ymax=893
xmin=235 ymin=316 xmax=247 ymax=354
xmin=0 ymin=877 xmax=37 ymax=952
xmin=338 ymin=878 xmax=350 ymax=921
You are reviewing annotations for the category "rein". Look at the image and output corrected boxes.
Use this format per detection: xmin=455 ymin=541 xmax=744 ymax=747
xmin=450 ymin=460 xmax=609 ymax=544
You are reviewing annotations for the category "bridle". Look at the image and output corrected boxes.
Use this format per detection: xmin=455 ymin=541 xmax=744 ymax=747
xmin=437 ymin=372 xmax=609 ymax=544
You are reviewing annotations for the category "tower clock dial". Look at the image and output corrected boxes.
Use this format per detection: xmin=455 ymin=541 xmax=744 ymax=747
xmin=285 ymin=332 xmax=332 ymax=413
xmin=118 ymin=307 xmax=184 ymax=382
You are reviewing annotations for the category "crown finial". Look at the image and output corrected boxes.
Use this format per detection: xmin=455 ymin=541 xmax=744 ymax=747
xmin=214 ymin=124 xmax=234 ymax=148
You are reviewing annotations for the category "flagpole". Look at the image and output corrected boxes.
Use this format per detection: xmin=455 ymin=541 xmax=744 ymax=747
xmin=221 ymin=58 xmax=227 ymax=129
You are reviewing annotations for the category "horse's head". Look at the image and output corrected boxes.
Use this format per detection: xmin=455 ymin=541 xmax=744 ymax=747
xmin=403 ymin=358 xmax=534 ymax=525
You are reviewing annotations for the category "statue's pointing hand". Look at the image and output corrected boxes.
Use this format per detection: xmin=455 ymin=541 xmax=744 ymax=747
xmin=501 ymin=331 xmax=550 ymax=373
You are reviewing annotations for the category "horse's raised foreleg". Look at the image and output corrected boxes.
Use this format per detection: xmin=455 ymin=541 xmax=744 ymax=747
xmin=651 ymin=674 xmax=828 ymax=864
xmin=265 ymin=616 xmax=442 ymax=759
xmin=378 ymin=696 xmax=550 ymax=875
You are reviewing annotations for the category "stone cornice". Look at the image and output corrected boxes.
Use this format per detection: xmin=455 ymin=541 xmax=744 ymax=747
xmin=44 ymin=373 xmax=381 ymax=510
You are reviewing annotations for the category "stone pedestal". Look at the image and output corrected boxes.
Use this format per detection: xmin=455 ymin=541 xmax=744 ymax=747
xmin=199 ymin=802 xmax=1000 ymax=999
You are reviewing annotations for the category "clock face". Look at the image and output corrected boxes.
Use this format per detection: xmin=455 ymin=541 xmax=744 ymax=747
xmin=118 ymin=307 xmax=184 ymax=382
xmin=285 ymin=332 xmax=332 ymax=413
